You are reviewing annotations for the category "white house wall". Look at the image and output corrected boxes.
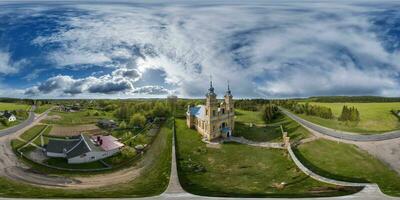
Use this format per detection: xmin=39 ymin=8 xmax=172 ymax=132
xmin=46 ymin=152 xmax=66 ymax=158
xmin=68 ymin=149 xmax=120 ymax=164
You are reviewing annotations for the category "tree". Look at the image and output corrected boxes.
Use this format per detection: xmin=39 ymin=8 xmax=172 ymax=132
xmin=119 ymin=121 xmax=127 ymax=129
xmin=339 ymin=105 xmax=360 ymax=122
xmin=129 ymin=113 xmax=146 ymax=128
xmin=151 ymin=102 xmax=169 ymax=118
xmin=262 ymin=103 xmax=278 ymax=122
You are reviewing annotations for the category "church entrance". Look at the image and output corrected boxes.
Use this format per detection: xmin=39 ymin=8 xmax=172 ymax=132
xmin=220 ymin=122 xmax=231 ymax=137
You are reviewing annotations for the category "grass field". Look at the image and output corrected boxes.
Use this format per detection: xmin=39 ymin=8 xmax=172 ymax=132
xmin=0 ymin=102 xmax=30 ymax=111
xmin=34 ymin=104 xmax=53 ymax=114
xmin=299 ymin=102 xmax=400 ymax=133
xmin=175 ymin=119 xmax=358 ymax=197
xmin=0 ymin=120 xmax=172 ymax=198
xmin=42 ymin=110 xmax=114 ymax=126
xmin=234 ymin=111 xmax=310 ymax=143
xmin=235 ymin=109 xmax=266 ymax=125
xmin=295 ymin=139 xmax=400 ymax=196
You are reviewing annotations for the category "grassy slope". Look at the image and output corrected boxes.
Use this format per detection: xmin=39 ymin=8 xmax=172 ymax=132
xmin=299 ymin=102 xmax=400 ymax=133
xmin=295 ymin=139 xmax=400 ymax=196
xmin=19 ymin=125 xmax=47 ymax=141
xmin=235 ymin=111 xmax=310 ymax=143
xmin=0 ymin=122 xmax=172 ymax=198
xmin=175 ymin=118 xmax=358 ymax=197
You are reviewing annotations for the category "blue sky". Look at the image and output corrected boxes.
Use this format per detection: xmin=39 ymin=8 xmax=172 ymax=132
xmin=0 ymin=1 xmax=400 ymax=99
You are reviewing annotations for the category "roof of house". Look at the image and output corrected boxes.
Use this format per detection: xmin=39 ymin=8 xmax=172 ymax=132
xmin=66 ymin=139 xmax=91 ymax=159
xmin=91 ymin=135 xmax=124 ymax=151
xmin=46 ymin=139 xmax=81 ymax=154
xmin=3 ymin=112 xmax=15 ymax=118
xmin=47 ymin=134 xmax=104 ymax=159
xmin=188 ymin=105 xmax=206 ymax=120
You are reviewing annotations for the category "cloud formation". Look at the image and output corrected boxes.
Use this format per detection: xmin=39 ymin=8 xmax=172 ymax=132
xmin=2 ymin=1 xmax=400 ymax=98
xmin=0 ymin=50 xmax=27 ymax=75
xmin=25 ymin=68 xmax=168 ymax=96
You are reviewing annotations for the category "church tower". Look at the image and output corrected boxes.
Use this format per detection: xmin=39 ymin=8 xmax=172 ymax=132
xmin=224 ymin=81 xmax=234 ymax=133
xmin=224 ymin=82 xmax=234 ymax=113
xmin=206 ymin=80 xmax=218 ymax=139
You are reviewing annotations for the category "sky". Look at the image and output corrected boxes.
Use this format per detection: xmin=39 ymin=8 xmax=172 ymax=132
xmin=0 ymin=1 xmax=400 ymax=99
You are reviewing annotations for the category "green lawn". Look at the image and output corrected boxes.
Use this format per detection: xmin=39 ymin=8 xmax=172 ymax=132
xmin=299 ymin=102 xmax=400 ymax=133
xmin=235 ymin=109 xmax=266 ymax=125
xmin=294 ymin=139 xmax=400 ymax=196
xmin=0 ymin=120 xmax=172 ymax=198
xmin=234 ymin=111 xmax=310 ymax=143
xmin=34 ymin=104 xmax=53 ymax=114
xmin=175 ymin=119 xmax=359 ymax=197
xmin=42 ymin=110 xmax=114 ymax=125
xmin=10 ymin=139 xmax=25 ymax=151
xmin=19 ymin=125 xmax=47 ymax=142
xmin=0 ymin=102 xmax=30 ymax=111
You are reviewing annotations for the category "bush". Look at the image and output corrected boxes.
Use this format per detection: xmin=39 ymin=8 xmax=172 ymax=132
xmin=129 ymin=113 xmax=146 ymax=128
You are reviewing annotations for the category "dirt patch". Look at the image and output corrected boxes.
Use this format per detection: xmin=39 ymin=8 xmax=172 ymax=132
xmin=26 ymin=148 xmax=47 ymax=163
xmin=49 ymin=124 xmax=103 ymax=137
xmin=206 ymin=143 xmax=221 ymax=149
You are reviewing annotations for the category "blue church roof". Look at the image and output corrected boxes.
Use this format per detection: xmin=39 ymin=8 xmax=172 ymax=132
xmin=188 ymin=105 xmax=206 ymax=120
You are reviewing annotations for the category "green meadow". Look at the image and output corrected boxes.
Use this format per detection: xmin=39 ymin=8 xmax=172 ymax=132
xmin=299 ymin=102 xmax=400 ymax=133
xmin=175 ymin=118 xmax=358 ymax=197
xmin=294 ymin=139 xmax=400 ymax=196
xmin=0 ymin=102 xmax=30 ymax=111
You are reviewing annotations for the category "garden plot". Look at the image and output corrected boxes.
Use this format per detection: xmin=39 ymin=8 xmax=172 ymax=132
xmin=49 ymin=124 xmax=103 ymax=137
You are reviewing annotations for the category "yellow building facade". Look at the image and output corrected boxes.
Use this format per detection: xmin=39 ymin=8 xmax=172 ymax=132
xmin=186 ymin=81 xmax=235 ymax=141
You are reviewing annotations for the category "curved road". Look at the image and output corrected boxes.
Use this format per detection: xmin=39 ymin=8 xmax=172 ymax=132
xmin=280 ymin=108 xmax=400 ymax=141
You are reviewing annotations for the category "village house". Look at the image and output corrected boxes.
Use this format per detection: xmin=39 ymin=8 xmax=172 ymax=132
xmin=97 ymin=119 xmax=118 ymax=129
xmin=45 ymin=134 xmax=124 ymax=164
xmin=186 ymin=81 xmax=235 ymax=141
xmin=1 ymin=111 xmax=16 ymax=122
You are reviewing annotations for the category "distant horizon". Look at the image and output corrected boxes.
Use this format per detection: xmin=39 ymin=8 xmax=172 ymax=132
xmin=2 ymin=95 xmax=400 ymax=101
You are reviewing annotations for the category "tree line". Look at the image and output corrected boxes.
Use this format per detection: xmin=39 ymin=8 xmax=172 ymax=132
xmin=310 ymin=96 xmax=400 ymax=103
xmin=278 ymin=101 xmax=334 ymax=119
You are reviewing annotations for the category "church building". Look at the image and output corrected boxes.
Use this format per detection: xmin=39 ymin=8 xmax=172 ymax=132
xmin=186 ymin=81 xmax=235 ymax=141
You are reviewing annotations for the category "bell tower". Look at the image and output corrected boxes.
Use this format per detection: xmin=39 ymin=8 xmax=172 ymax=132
xmin=206 ymin=79 xmax=218 ymax=116
xmin=205 ymin=78 xmax=217 ymax=139
xmin=224 ymin=81 xmax=234 ymax=113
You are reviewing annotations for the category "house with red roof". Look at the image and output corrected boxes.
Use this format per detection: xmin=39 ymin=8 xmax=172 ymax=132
xmin=45 ymin=134 xmax=124 ymax=164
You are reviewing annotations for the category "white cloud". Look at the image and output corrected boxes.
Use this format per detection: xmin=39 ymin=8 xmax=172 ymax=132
xmin=25 ymin=67 xmax=169 ymax=97
xmin=0 ymin=51 xmax=27 ymax=75
xmin=24 ymin=2 xmax=400 ymax=98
